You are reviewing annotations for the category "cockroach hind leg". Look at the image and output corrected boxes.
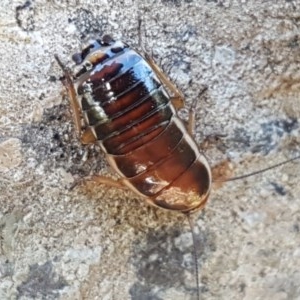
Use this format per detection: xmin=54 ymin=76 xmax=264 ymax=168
xmin=88 ymin=175 xmax=127 ymax=189
xmin=69 ymin=174 xmax=127 ymax=191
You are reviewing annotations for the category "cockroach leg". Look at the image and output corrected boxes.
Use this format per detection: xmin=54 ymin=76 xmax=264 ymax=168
xmin=138 ymin=17 xmax=184 ymax=110
xmin=200 ymin=133 xmax=228 ymax=149
xmin=81 ymin=127 xmax=97 ymax=144
xmin=187 ymin=87 xmax=208 ymax=135
xmin=187 ymin=107 xmax=196 ymax=135
xmin=70 ymin=174 xmax=127 ymax=191
xmin=88 ymin=175 xmax=127 ymax=190
xmin=55 ymin=55 xmax=82 ymax=136
xmin=143 ymin=53 xmax=185 ymax=110
xmin=170 ymin=97 xmax=185 ymax=110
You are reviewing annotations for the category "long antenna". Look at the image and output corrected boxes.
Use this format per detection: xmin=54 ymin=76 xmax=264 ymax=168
xmin=213 ymin=154 xmax=300 ymax=183
xmin=185 ymin=212 xmax=200 ymax=300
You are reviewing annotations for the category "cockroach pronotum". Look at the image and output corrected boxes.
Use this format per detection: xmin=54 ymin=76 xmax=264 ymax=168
xmin=55 ymin=35 xmax=300 ymax=300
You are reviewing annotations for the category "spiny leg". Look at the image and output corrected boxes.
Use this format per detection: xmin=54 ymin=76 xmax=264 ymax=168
xmin=187 ymin=87 xmax=208 ymax=135
xmin=138 ymin=17 xmax=185 ymax=110
xmin=55 ymin=54 xmax=82 ymax=136
xmin=55 ymin=55 xmax=99 ymax=145
xmin=55 ymin=56 xmax=127 ymax=191
xmin=144 ymin=52 xmax=185 ymax=110
xmin=81 ymin=127 xmax=97 ymax=144
xmin=138 ymin=17 xmax=209 ymax=135
xmin=188 ymin=87 xmax=228 ymax=141
xmin=88 ymin=175 xmax=127 ymax=190
xmin=70 ymin=173 xmax=128 ymax=191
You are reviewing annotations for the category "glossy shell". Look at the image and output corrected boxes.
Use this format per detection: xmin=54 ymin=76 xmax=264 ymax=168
xmin=70 ymin=37 xmax=212 ymax=213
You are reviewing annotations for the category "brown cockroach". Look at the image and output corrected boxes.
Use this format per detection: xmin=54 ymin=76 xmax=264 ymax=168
xmin=55 ymin=35 xmax=300 ymax=300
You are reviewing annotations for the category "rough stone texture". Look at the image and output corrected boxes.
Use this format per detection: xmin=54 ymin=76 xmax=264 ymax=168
xmin=0 ymin=1 xmax=300 ymax=299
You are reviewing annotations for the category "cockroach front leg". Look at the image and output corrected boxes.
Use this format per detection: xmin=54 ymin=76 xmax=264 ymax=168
xmin=55 ymin=55 xmax=125 ymax=191
xmin=55 ymin=55 xmax=99 ymax=145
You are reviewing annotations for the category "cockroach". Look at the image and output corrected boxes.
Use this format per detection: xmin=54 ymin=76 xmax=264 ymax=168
xmin=55 ymin=35 xmax=300 ymax=300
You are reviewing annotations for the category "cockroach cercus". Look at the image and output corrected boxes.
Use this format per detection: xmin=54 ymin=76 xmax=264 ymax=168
xmin=55 ymin=35 xmax=300 ymax=300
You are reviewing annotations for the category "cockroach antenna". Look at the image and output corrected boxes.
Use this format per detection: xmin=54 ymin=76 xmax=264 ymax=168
xmin=185 ymin=212 xmax=200 ymax=300
xmin=213 ymin=154 xmax=300 ymax=183
xmin=183 ymin=154 xmax=300 ymax=300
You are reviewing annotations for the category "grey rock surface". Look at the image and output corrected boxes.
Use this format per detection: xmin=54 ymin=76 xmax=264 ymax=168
xmin=0 ymin=0 xmax=300 ymax=299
